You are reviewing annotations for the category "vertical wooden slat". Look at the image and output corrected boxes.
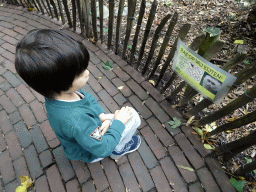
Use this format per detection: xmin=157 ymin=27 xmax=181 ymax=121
xmin=148 ymin=11 xmax=178 ymax=79
xmin=34 ymin=0 xmax=44 ymax=15
xmin=115 ymin=0 xmax=125 ymax=53
xmin=166 ymin=81 xmax=186 ymax=100
xmin=80 ymin=0 xmax=86 ymax=34
xmin=155 ymin=24 xmax=191 ymax=87
xmin=27 ymin=0 xmax=33 ymax=7
xmin=99 ymin=0 xmax=104 ymax=43
xmin=129 ymin=0 xmax=146 ymax=65
xmin=49 ymin=0 xmax=59 ymax=20
xmin=122 ymin=0 xmax=137 ymax=57
xmin=72 ymin=0 xmax=77 ymax=31
xmin=141 ymin=14 xmax=172 ymax=75
xmin=207 ymin=107 xmax=256 ymax=138
xmin=91 ymin=0 xmax=97 ymax=41
xmin=160 ymin=33 xmax=206 ymax=94
xmin=178 ymin=41 xmax=224 ymax=107
xmin=76 ymin=0 xmax=83 ymax=33
xmin=222 ymin=53 xmax=247 ymax=71
xmin=108 ymin=0 xmax=115 ymax=48
xmin=30 ymin=0 xmax=40 ymax=12
xmin=40 ymin=0 xmax=50 ymax=16
xmin=195 ymin=82 xmax=256 ymax=127
xmin=45 ymin=0 xmax=54 ymax=18
xmin=81 ymin=0 xmax=90 ymax=37
xmin=62 ymin=0 xmax=72 ymax=28
xmin=56 ymin=0 xmax=65 ymax=24
xmin=13 ymin=0 xmax=19 ymax=5
xmin=24 ymin=0 xmax=31 ymax=7
xmin=17 ymin=0 xmax=25 ymax=8
xmin=136 ymin=0 xmax=158 ymax=67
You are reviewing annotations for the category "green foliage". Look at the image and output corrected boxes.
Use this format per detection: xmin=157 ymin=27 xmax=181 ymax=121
xmin=168 ymin=117 xmax=181 ymax=129
xmin=243 ymin=60 xmax=250 ymax=65
xmin=194 ymin=127 xmax=203 ymax=136
xmin=244 ymin=157 xmax=252 ymax=164
xmin=164 ymin=2 xmax=173 ymax=6
xmin=127 ymin=45 xmax=132 ymax=50
xmin=204 ymin=144 xmax=214 ymax=149
xmin=234 ymin=40 xmax=245 ymax=44
xmin=230 ymin=176 xmax=245 ymax=192
xmin=103 ymin=61 xmax=113 ymax=71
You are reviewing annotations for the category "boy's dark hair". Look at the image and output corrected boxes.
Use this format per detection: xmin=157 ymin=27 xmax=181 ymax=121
xmin=15 ymin=29 xmax=90 ymax=100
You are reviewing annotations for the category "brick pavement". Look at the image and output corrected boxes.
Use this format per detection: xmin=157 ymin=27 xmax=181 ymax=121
xmin=0 ymin=4 xmax=236 ymax=192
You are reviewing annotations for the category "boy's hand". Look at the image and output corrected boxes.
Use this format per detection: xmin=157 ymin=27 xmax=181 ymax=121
xmin=114 ymin=106 xmax=133 ymax=125
xmin=99 ymin=120 xmax=111 ymax=135
xmin=99 ymin=113 xmax=110 ymax=122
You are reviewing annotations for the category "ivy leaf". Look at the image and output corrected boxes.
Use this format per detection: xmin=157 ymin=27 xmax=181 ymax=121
xmin=127 ymin=45 xmax=132 ymax=50
xmin=204 ymin=144 xmax=214 ymax=149
xmin=234 ymin=40 xmax=245 ymax=44
xmin=244 ymin=157 xmax=252 ymax=164
xmin=27 ymin=7 xmax=36 ymax=12
xmin=165 ymin=2 xmax=173 ymax=6
xmin=168 ymin=117 xmax=181 ymax=129
xmin=186 ymin=116 xmax=195 ymax=126
xmin=204 ymin=124 xmax=213 ymax=132
xmin=177 ymin=165 xmax=194 ymax=171
xmin=16 ymin=176 xmax=34 ymax=192
xmin=103 ymin=61 xmax=113 ymax=71
xmin=194 ymin=127 xmax=203 ymax=136
xmin=243 ymin=60 xmax=250 ymax=65
xmin=149 ymin=80 xmax=155 ymax=86
xmin=230 ymin=176 xmax=245 ymax=192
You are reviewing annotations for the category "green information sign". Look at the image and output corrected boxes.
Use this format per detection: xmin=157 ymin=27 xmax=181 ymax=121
xmin=173 ymin=38 xmax=236 ymax=104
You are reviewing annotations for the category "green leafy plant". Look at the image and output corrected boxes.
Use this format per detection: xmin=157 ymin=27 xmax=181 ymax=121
xmin=204 ymin=144 xmax=214 ymax=149
xmin=244 ymin=157 xmax=252 ymax=164
xmin=127 ymin=45 xmax=132 ymax=50
xmin=194 ymin=127 xmax=203 ymax=136
xmin=168 ymin=117 xmax=181 ymax=129
xmin=234 ymin=40 xmax=245 ymax=44
xmin=230 ymin=176 xmax=245 ymax=192
xmin=243 ymin=60 xmax=250 ymax=65
xmin=103 ymin=61 xmax=113 ymax=71
xmin=165 ymin=2 xmax=173 ymax=6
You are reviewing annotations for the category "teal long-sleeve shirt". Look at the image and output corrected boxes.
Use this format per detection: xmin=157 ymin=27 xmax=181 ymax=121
xmin=45 ymin=89 xmax=125 ymax=163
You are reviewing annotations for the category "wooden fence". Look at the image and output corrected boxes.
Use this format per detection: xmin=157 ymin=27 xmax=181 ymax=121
xmin=5 ymin=0 xmax=256 ymax=177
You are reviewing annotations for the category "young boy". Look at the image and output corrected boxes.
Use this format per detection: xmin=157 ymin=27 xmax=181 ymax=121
xmin=14 ymin=29 xmax=141 ymax=163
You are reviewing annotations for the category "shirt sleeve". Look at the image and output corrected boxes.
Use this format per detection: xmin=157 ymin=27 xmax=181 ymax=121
xmin=83 ymin=90 xmax=105 ymax=115
xmin=71 ymin=114 xmax=125 ymax=158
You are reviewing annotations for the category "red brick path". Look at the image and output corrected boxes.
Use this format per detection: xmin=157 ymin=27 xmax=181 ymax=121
xmin=0 ymin=3 xmax=236 ymax=192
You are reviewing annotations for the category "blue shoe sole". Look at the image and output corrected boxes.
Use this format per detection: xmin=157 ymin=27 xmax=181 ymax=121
xmin=110 ymin=136 xmax=141 ymax=160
